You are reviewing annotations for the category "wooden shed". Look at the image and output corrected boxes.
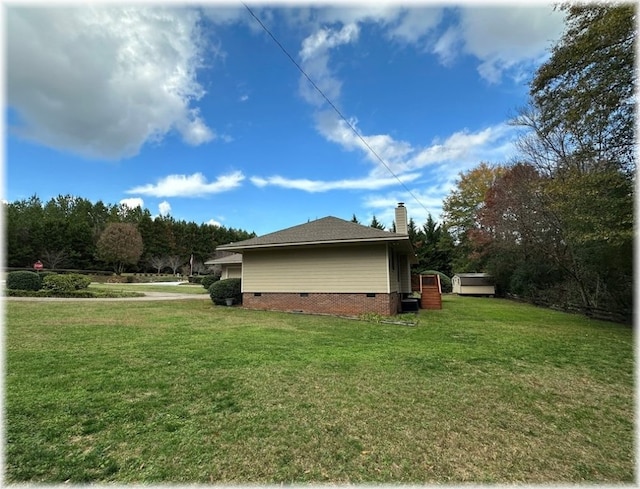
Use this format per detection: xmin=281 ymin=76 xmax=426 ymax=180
xmin=452 ymin=273 xmax=495 ymax=296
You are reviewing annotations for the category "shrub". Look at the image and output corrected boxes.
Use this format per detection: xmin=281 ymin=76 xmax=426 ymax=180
xmin=201 ymin=274 xmax=220 ymax=290
xmin=209 ymin=278 xmax=242 ymax=306
xmin=7 ymin=271 xmax=42 ymax=291
xmin=42 ymin=273 xmax=92 ymax=292
xmin=38 ymin=271 xmax=58 ymax=282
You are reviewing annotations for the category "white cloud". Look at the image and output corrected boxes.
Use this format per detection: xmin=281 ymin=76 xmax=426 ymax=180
xmin=309 ymin=5 xmax=442 ymax=45
xmin=250 ymin=172 xmax=421 ymax=193
xmin=178 ymin=111 xmax=215 ymax=146
xmin=120 ymin=197 xmax=144 ymax=209
xmin=300 ymin=23 xmax=360 ymax=61
xmin=314 ymin=111 xmax=414 ymax=172
xmin=432 ymin=25 xmax=461 ymax=66
xmin=431 ymin=6 xmax=566 ymax=83
xmin=6 ymin=6 xmax=217 ymax=160
xmin=205 ymin=218 xmax=223 ymax=227
xmin=158 ymin=201 xmax=171 ymax=216
xmin=314 ymin=110 xmax=516 ymax=178
xmin=385 ymin=7 xmax=443 ymax=44
xmin=127 ymin=171 xmax=245 ymax=197
xmin=315 ymin=6 xmax=402 ymax=26
xmin=298 ymin=23 xmax=360 ymax=106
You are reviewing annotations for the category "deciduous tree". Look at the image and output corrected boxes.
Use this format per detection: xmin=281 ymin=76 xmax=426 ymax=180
xmin=96 ymin=223 xmax=143 ymax=274
xmin=441 ymin=162 xmax=506 ymax=271
xmin=149 ymin=255 xmax=170 ymax=275
xmin=530 ymin=4 xmax=636 ymax=175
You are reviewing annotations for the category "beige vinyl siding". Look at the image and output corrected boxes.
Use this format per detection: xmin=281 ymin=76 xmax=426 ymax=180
xmin=458 ymin=285 xmax=495 ymax=295
xmin=398 ymin=254 xmax=411 ymax=293
xmin=387 ymin=249 xmax=412 ymax=294
xmin=224 ymin=265 xmax=242 ymax=279
xmin=243 ymin=244 xmax=389 ymax=293
xmin=388 ymin=249 xmax=400 ymax=293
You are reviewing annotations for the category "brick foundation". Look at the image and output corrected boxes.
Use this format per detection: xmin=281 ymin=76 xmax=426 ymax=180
xmin=243 ymin=292 xmax=401 ymax=316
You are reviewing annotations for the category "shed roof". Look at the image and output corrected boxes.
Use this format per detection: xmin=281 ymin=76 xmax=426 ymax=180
xmin=454 ymin=273 xmax=492 ymax=278
xmin=217 ymin=216 xmax=415 ymax=258
xmin=204 ymin=253 xmax=243 ymax=265
xmin=454 ymin=273 xmax=494 ymax=286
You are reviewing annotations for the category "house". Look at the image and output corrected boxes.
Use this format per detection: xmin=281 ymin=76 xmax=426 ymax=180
xmin=452 ymin=273 xmax=495 ymax=296
xmin=204 ymin=253 xmax=243 ymax=279
xmin=215 ymin=203 xmax=417 ymax=316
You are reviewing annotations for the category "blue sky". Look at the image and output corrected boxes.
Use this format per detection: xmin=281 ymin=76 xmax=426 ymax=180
xmin=4 ymin=2 xmax=566 ymax=236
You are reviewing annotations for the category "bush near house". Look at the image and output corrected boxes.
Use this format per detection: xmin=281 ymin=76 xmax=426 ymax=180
xmin=42 ymin=273 xmax=92 ymax=292
xmin=6 ymin=271 xmax=42 ymax=291
xmin=201 ymin=274 xmax=220 ymax=290
xmin=209 ymin=278 xmax=242 ymax=305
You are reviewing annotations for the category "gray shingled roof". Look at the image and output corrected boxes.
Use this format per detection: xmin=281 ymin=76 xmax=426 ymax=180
xmin=217 ymin=216 xmax=410 ymax=251
xmin=454 ymin=273 xmax=494 ymax=286
xmin=204 ymin=253 xmax=243 ymax=265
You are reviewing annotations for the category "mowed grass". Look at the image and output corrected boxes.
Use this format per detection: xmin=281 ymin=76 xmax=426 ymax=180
xmin=89 ymin=283 xmax=208 ymax=295
xmin=5 ymin=295 xmax=634 ymax=483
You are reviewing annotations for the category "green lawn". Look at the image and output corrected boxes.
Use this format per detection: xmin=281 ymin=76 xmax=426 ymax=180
xmin=5 ymin=295 xmax=634 ymax=483
xmin=89 ymin=283 xmax=209 ymax=295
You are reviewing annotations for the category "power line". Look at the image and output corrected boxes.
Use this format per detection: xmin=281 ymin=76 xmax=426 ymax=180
xmin=242 ymin=3 xmax=431 ymax=216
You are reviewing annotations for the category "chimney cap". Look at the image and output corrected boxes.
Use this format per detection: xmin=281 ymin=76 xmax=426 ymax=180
xmin=397 ymin=202 xmax=405 ymax=207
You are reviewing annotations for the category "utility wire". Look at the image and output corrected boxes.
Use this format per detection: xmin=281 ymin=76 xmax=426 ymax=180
xmin=242 ymin=3 xmax=431 ymax=216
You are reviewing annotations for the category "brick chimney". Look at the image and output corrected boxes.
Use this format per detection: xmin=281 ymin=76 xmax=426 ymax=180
xmin=395 ymin=202 xmax=408 ymax=234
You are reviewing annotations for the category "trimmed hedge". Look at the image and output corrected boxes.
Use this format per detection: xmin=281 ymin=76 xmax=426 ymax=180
xmin=5 ymin=289 xmax=145 ymax=298
xmin=201 ymin=274 xmax=220 ymax=290
xmin=209 ymin=278 xmax=242 ymax=306
xmin=42 ymin=273 xmax=92 ymax=292
xmin=7 ymin=271 xmax=42 ymax=291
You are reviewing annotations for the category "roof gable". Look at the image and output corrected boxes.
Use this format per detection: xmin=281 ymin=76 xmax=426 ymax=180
xmin=217 ymin=216 xmax=410 ymax=251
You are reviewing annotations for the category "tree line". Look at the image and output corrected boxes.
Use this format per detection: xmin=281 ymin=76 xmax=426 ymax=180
xmin=441 ymin=5 xmax=634 ymax=321
xmin=5 ymin=195 xmax=255 ymax=274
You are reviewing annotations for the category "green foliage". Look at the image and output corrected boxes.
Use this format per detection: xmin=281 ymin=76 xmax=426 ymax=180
xmin=442 ymin=163 xmax=506 ymax=271
xmin=531 ymin=4 xmax=635 ymax=173
xmin=42 ymin=273 xmax=92 ymax=292
xmin=405 ymin=216 xmax=454 ymax=277
xmin=458 ymin=5 xmax=635 ymax=321
xmin=38 ymin=271 xmax=57 ymax=282
xmin=7 ymin=271 xmax=42 ymax=291
xmin=369 ymin=215 xmax=386 ymax=230
xmin=5 ymin=194 xmax=256 ymax=272
xmin=209 ymin=278 xmax=242 ymax=306
xmin=201 ymin=274 xmax=220 ymax=290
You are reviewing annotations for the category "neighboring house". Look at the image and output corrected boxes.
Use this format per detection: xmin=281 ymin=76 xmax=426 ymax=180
xmin=452 ymin=273 xmax=495 ymax=296
xmin=216 ymin=203 xmax=417 ymax=316
xmin=204 ymin=253 xmax=243 ymax=279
